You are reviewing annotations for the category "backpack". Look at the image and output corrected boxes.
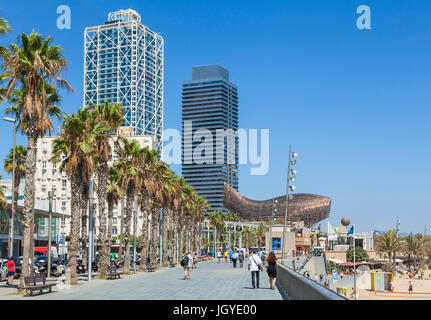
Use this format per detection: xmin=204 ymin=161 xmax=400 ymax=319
xmin=181 ymin=255 xmax=189 ymax=267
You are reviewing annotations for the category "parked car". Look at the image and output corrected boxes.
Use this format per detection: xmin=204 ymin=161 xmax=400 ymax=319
xmin=0 ymin=259 xmax=8 ymax=281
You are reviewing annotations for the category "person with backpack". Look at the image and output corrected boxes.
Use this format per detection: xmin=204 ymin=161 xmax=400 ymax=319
xmin=181 ymin=252 xmax=193 ymax=280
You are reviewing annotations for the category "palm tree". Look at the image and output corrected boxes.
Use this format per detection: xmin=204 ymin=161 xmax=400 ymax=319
xmin=1 ymin=32 xmax=71 ymax=287
xmin=114 ymin=138 xmax=145 ymax=274
xmin=0 ymin=17 xmax=11 ymax=35
xmin=4 ymin=145 xmax=26 ymax=227
xmin=403 ymin=233 xmax=416 ymax=269
xmin=90 ymin=101 xmax=123 ymax=277
xmin=0 ymin=175 xmax=7 ymax=210
xmin=375 ymin=230 xmax=402 ymax=264
xmin=51 ymin=108 xmax=103 ymax=284
xmin=256 ymin=221 xmax=268 ymax=251
xmin=242 ymin=227 xmax=253 ymax=257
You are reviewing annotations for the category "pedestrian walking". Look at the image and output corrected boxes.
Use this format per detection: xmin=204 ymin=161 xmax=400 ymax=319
xmin=408 ymin=281 xmax=413 ymax=294
xmin=248 ymin=250 xmax=263 ymax=289
xmin=232 ymin=251 xmax=238 ymax=268
xmin=193 ymin=253 xmax=198 ymax=269
xmin=217 ymin=251 xmax=221 ymax=263
xmin=319 ymin=273 xmax=323 ymax=283
xmin=340 ymin=271 xmax=344 ymax=280
xmin=265 ymin=251 xmax=278 ymax=290
xmin=181 ymin=252 xmax=193 ymax=280
xmin=5 ymin=257 xmax=15 ymax=286
xmin=314 ymin=273 xmax=318 ymax=281
xmin=228 ymin=250 xmax=233 ymax=263
xmin=239 ymin=250 xmax=244 ymax=268
xmin=224 ymin=251 xmax=228 ymax=263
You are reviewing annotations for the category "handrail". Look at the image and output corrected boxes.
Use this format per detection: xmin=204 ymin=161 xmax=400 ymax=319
xmin=276 ymin=263 xmax=347 ymax=300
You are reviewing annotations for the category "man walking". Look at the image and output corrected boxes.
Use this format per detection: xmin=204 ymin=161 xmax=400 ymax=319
xmin=248 ymin=250 xmax=262 ymax=289
xmin=232 ymin=251 xmax=238 ymax=268
xmin=5 ymin=257 xmax=15 ymax=286
xmin=239 ymin=250 xmax=244 ymax=268
xmin=181 ymin=252 xmax=193 ymax=280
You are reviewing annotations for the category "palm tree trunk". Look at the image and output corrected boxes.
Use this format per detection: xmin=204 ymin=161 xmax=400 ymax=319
xmin=106 ymin=201 xmax=114 ymax=265
xmin=123 ymin=190 xmax=133 ymax=274
xmin=139 ymin=205 xmax=149 ymax=271
xmin=81 ymin=197 xmax=88 ymax=268
xmin=20 ymin=134 xmax=37 ymax=290
xmin=162 ymin=209 xmax=168 ymax=267
xmin=178 ymin=218 xmax=184 ymax=261
xmin=151 ymin=207 xmax=160 ymax=269
xmin=118 ymin=197 xmax=124 ymax=259
xmin=69 ymin=173 xmax=82 ymax=285
xmin=97 ymin=164 xmax=109 ymax=278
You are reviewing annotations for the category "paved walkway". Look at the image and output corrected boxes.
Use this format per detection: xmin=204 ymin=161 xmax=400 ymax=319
xmin=0 ymin=260 xmax=284 ymax=300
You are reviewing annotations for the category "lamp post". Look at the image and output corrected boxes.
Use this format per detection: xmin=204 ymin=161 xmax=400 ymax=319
xmin=133 ymin=197 xmax=137 ymax=273
xmin=282 ymin=145 xmax=297 ymax=260
xmin=270 ymin=199 xmax=277 ymax=252
xmin=47 ymin=191 xmax=54 ymax=277
xmin=341 ymin=217 xmax=356 ymax=300
xmin=4 ymin=117 xmax=17 ymax=258
xmin=88 ymin=177 xmax=94 ymax=282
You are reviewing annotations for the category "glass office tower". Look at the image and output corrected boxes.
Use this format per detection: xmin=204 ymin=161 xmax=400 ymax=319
xmin=182 ymin=65 xmax=239 ymax=213
xmin=84 ymin=9 xmax=164 ymax=152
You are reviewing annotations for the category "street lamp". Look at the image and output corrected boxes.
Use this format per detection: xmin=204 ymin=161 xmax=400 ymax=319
xmin=341 ymin=217 xmax=356 ymax=300
xmin=282 ymin=145 xmax=298 ymax=260
xmin=4 ymin=117 xmax=17 ymax=258
xmin=270 ymin=199 xmax=278 ymax=252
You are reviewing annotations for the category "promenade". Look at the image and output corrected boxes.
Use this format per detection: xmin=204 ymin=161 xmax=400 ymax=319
xmin=0 ymin=259 xmax=284 ymax=300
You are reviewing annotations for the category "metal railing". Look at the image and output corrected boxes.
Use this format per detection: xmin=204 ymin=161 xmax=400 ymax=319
xmin=276 ymin=263 xmax=347 ymax=300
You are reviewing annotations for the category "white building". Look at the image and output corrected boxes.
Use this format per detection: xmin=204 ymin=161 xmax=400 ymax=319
xmin=35 ymin=134 xmax=155 ymax=248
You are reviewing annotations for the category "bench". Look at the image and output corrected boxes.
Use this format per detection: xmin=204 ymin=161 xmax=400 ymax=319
xmin=107 ymin=264 xmax=123 ymax=280
xmin=146 ymin=263 xmax=155 ymax=272
xmin=24 ymin=274 xmax=56 ymax=296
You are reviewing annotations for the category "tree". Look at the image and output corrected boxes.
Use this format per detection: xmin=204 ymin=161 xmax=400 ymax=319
xmin=114 ymin=138 xmax=145 ymax=274
xmin=346 ymin=247 xmax=369 ymax=262
xmin=4 ymin=145 xmax=26 ymax=231
xmin=0 ymin=175 xmax=7 ymax=210
xmin=0 ymin=17 xmax=11 ymax=35
xmin=52 ymin=108 xmax=103 ymax=284
xmin=90 ymin=100 xmax=123 ymax=278
xmin=256 ymin=221 xmax=268 ymax=250
xmin=1 ymin=32 xmax=71 ymax=288
xmin=375 ymin=230 xmax=402 ymax=264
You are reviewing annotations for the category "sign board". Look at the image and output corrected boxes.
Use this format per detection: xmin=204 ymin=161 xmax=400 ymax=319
xmin=271 ymin=237 xmax=281 ymax=250
xmin=56 ymin=234 xmax=64 ymax=245
xmin=332 ymin=269 xmax=338 ymax=280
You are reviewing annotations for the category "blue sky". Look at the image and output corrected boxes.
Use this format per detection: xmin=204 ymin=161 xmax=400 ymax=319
xmin=0 ymin=0 xmax=430 ymax=234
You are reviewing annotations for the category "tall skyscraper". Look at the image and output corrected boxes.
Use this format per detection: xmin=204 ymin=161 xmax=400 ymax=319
xmin=182 ymin=65 xmax=239 ymax=213
xmin=83 ymin=9 xmax=164 ymax=152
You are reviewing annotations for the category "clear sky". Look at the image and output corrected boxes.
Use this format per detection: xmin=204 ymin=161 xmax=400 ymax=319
xmin=0 ymin=0 xmax=430 ymax=234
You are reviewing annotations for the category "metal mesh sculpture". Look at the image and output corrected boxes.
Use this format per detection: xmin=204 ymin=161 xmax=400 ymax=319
xmin=223 ymin=183 xmax=331 ymax=228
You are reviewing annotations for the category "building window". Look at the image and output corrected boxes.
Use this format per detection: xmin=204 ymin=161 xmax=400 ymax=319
xmin=113 ymin=217 xmax=117 ymax=225
xmin=62 ymin=180 xmax=67 ymax=188
xmin=112 ymin=227 xmax=117 ymax=235
xmin=42 ymin=161 xmax=47 ymax=169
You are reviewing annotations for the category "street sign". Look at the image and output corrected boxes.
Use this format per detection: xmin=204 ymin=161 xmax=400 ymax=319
xmin=271 ymin=237 xmax=281 ymax=250
xmin=332 ymin=269 xmax=338 ymax=280
xmin=56 ymin=234 xmax=64 ymax=245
